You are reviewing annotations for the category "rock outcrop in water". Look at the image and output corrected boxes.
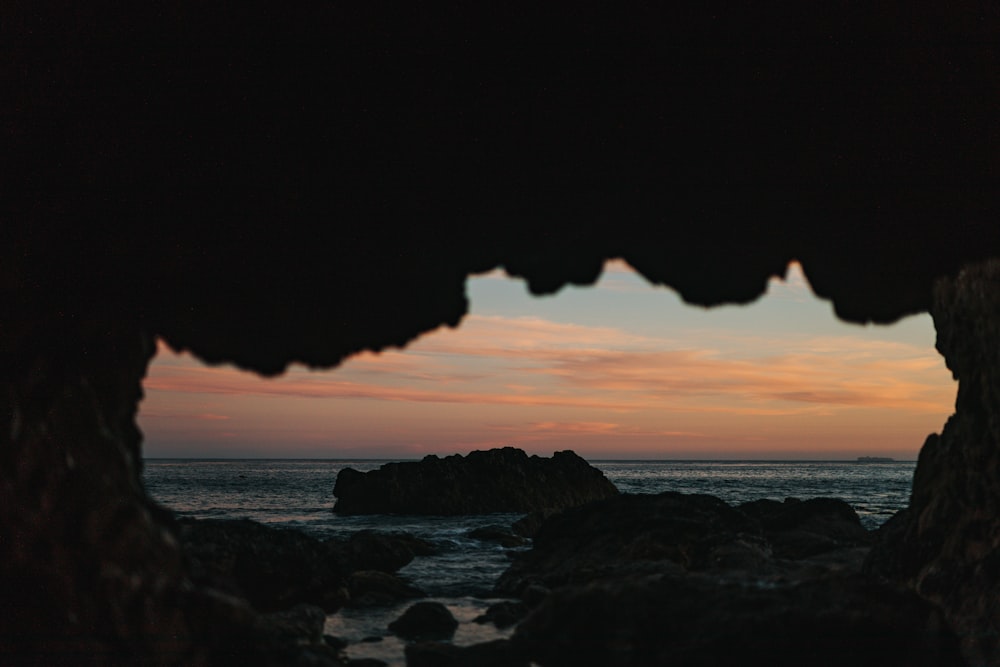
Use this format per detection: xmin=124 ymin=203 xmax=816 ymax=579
xmin=333 ymin=448 xmax=619 ymax=516
xmin=493 ymin=492 xmax=961 ymax=666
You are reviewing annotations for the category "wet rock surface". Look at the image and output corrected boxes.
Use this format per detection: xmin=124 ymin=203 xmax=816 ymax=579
xmin=333 ymin=447 xmax=618 ymax=516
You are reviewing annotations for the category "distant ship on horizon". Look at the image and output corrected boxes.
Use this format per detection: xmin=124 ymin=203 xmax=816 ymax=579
xmin=856 ymin=456 xmax=895 ymax=463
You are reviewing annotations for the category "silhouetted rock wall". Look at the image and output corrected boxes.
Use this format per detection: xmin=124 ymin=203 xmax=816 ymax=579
xmin=867 ymin=259 xmax=1000 ymax=665
xmin=7 ymin=5 xmax=1000 ymax=382
xmin=0 ymin=326 xmax=351 ymax=665
xmin=0 ymin=325 xmax=197 ymax=664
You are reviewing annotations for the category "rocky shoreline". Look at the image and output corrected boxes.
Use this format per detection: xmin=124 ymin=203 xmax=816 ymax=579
xmin=497 ymin=492 xmax=961 ymax=666
xmin=170 ymin=448 xmax=964 ymax=666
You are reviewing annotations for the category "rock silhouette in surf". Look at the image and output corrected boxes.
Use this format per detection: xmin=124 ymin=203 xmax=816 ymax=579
xmin=333 ymin=447 xmax=619 ymax=516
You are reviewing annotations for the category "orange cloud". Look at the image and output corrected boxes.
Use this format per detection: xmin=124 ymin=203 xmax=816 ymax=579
xmin=141 ymin=409 xmax=231 ymax=421
xmin=140 ymin=260 xmax=956 ymax=459
xmin=196 ymin=413 xmax=231 ymax=421
xmin=487 ymin=421 xmax=707 ymax=438
xmin=144 ymin=313 xmax=952 ymax=418
xmin=142 ymin=362 xmax=643 ymax=411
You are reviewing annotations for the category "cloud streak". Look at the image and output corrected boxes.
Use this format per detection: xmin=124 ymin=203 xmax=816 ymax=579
xmin=140 ymin=260 xmax=956 ymax=457
xmin=142 ymin=363 xmax=643 ymax=411
xmin=144 ymin=312 xmax=952 ymax=418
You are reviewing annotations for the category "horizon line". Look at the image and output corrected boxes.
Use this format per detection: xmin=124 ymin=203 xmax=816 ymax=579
xmin=143 ymin=456 xmax=917 ymax=462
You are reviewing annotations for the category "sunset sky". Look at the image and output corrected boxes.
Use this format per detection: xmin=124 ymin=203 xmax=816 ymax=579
xmin=139 ymin=260 xmax=956 ymax=460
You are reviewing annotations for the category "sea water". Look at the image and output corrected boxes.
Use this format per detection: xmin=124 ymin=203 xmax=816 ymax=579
xmin=142 ymin=458 xmax=916 ymax=665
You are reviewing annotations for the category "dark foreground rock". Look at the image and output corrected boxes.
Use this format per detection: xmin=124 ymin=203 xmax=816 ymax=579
xmin=333 ymin=447 xmax=618 ymax=515
xmin=511 ymin=573 xmax=963 ymax=667
xmin=497 ymin=492 xmax=874 ymax=596
xmin=184 ymin=591 xmax=348 ymax=666
xmin=738 ymin=497 xmax=874 ymax=559
xmin=177 ymin=518 xmax=431 ymax=612
xmin=258 ymin=603 xmax=327 ymax=646
xmin=342 ymin=529 xmax=438 ymax=572
xmin=494 ymin=491 xmax=961 ymax=666
xmin=388 ymin=601 xmax=459 ymax=640
xmin=179 ymin=518 xmax=349 ymax=612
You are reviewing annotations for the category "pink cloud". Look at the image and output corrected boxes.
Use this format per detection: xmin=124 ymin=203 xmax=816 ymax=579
xmin=141 ymin=289 xmax=955 ymax=458
xmin=487 ymin=421 xmax=708 ymax=438
xmin=196 ymin=413 xmax=231 ymax=421
xmin=145 ymin=315 xmax=953 ymax=419
xmin=142 ymin=362 xmax=642 ymax=410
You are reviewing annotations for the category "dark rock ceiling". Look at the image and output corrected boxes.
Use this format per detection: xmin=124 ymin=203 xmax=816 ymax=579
xmin=5 ymin=3 xmax=1000 ymax=376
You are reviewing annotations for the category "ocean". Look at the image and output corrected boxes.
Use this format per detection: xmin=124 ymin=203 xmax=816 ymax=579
xmin=142 ymin=458 xmax=915 ymax=665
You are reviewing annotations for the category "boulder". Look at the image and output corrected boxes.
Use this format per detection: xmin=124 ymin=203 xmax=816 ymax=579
xmin=737 ymin=497 xmax=873 ymax=559
xmin=387 ymin=601 xmax=459 ymax=641
xmin=339 ymin=530 xmax=437 ymax=573
xmin=333 ymin=447 xmax=619 ymax=515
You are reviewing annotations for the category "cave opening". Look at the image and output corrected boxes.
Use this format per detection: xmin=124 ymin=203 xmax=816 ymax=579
xmin=133 ymin=259 xmax=964 ymax=665
xmin=138 ymin=259 xmax=955 ymax=463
